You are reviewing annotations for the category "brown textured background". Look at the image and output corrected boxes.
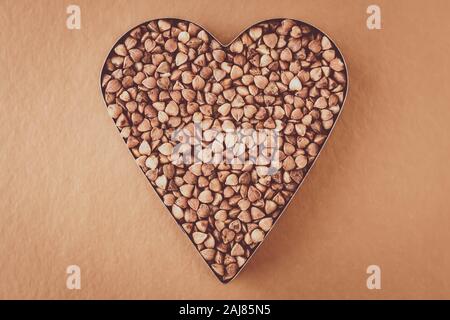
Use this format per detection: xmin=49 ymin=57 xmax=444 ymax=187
xmin=1 ymin=0 xmax=450 ymax=299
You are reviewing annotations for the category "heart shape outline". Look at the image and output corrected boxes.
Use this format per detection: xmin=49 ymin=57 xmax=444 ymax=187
xmin=100 ymin=18 xmax=348 ymax=283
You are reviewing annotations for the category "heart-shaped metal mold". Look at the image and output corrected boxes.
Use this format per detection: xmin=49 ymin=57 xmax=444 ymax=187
xmin=100 ymin=18 xmax=348 ymax=283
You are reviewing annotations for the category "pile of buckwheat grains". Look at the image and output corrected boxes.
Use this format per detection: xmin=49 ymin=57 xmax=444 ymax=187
xmin=101 ymin=18 xmax=347 ymax=283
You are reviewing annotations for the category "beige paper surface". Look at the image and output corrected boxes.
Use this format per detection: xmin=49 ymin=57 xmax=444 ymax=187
xmin=1 ymin=0 xmax=450 ymax=299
